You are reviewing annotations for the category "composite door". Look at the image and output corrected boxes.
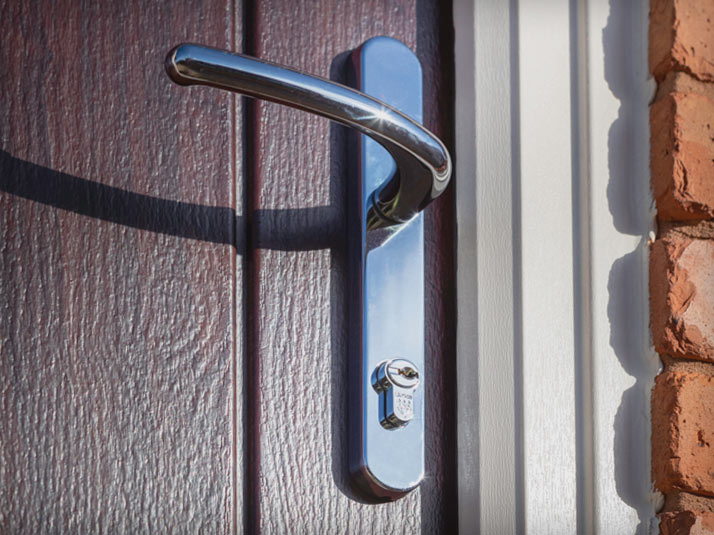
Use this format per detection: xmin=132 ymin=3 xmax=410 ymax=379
xmin=0 ymin=0 xmax=455 ymax=532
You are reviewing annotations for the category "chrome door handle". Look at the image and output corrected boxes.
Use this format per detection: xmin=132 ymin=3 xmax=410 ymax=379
xmin=165 ymin=37 xmax=451 ymax=501
xmin=165 ymin=43 xmax=451 ymax=228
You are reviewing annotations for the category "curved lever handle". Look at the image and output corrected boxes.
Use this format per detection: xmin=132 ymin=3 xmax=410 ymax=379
xmin=164 ymin=44 xmax=451 ymax=228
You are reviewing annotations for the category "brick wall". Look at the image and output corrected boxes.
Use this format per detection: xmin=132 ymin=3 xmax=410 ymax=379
xmin=650 ymin=0 xmax=714 ymax=532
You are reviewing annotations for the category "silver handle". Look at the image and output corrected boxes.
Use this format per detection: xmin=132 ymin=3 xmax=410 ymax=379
xmin=164 ymin=44 xmax=451 ymax=229
xmin=165 ymin=38 xmax=443 ymax=501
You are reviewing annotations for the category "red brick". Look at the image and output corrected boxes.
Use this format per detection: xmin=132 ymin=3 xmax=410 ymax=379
xmin=650 ymin=0 xmax=714 ymax=83
xmin=660 ymin=511 xmax=714 ymax=535
xmin=656 ymin=72 xmax=714 ymax=102
xmin=663 ymin=490 xmax=714 ymax=513
xmin=651 ymin=92 xmax=714 ymax=221
xmin=652 ymin=370 xmax=714 ymax=496
xmin=651 ymin=235 xmax=714 ymax=361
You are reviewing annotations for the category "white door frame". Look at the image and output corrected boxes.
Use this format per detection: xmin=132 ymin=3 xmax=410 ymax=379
xmin=453 ymin=0 xmax=659 ymax=532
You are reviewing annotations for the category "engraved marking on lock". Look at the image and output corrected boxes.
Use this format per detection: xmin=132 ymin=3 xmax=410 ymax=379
xmin=372 ymin=359 xmax=420 ymax=430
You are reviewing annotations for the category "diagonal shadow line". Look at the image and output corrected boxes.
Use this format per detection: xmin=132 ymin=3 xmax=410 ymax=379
xmin=0 ymin=149 xmax=343 ymax=253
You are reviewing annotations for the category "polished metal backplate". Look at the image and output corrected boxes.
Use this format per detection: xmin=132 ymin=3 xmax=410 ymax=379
xmin=348 ymin=37 xmax=425 ymax=501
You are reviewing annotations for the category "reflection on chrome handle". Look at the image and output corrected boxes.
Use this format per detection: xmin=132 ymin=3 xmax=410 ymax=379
xmin=164 ymin=43 xmax=451 ymax=229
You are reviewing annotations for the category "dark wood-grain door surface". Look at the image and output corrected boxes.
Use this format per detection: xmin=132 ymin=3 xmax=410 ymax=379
xmin=0 ymin=1 xmax=455 ymax=532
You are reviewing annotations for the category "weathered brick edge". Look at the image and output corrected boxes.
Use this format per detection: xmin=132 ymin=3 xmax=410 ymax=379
xmin=650 ymin=1 xmax=714 ymax=532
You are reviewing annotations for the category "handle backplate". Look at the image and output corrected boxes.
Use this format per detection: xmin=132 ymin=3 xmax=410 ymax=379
xmin=347 ymin=37 xmax=425 ymax=501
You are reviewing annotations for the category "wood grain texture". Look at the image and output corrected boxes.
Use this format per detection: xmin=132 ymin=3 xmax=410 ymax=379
xmin=246 ymin=0 xmax=456 ymax=532
xmin=0 ymin=1 xmax=240 ymax=532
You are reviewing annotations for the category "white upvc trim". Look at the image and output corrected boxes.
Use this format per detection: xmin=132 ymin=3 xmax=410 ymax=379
xmin=455 ymin=0 xmax=518 ymax=532
xmin=518 ymin=0 xmax=578 ymax=531
xmin=454 ymin=0 xmax=659 ymax=532
xmin=585 ymin=0 xmax=661 ymax=531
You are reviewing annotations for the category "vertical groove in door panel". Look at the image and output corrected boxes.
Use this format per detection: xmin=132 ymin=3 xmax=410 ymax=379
xmin=233 ymin=1 xmax=246 ymax=533
xmin=0 ymin=1 xmax=240 ymax=532
xmin=246 ymin=0 xmax=456 ymax=532
xmin=241 ymin=3 xmax=259 ymax=533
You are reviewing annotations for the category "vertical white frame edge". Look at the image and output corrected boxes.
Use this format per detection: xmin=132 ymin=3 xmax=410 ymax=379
xmin=454 ymin=0 xmax=518 ymax=532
